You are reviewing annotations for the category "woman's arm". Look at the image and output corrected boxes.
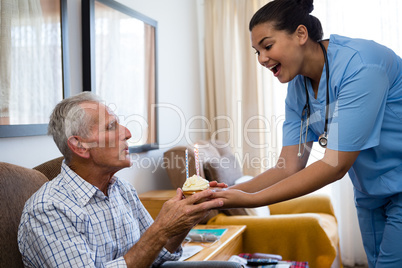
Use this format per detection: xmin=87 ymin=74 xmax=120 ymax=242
xmin=212 ymin=148 xmax=359 ymax=208
xmin=230 ymin=143 xmax=312 ymax=193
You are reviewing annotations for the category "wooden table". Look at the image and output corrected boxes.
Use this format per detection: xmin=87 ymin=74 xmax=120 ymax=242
xmin=184 ymin=225 xmax=246 ymax=261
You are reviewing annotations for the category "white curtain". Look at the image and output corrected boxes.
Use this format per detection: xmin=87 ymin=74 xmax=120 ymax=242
xmin=0 ymin=0 xmax=63 ymax=125
xmin=203 ymin=0 xmax=401 ymax=266
xmin=204 ymin=0 xmax=287 ymax=177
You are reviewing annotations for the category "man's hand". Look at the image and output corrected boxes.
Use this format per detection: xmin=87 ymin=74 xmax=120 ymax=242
xmin=154 ymin=188 xmax=223 ymax=238
xmin=124 ymin=188 xmax=224 ymax=267
xmin=152 ymin=188 xmax=224 ymax=253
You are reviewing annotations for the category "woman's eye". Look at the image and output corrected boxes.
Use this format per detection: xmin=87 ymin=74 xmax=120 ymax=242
xmin=254 ymin=50 xmax=260 ymax=55
xmin=265 ymin=44 xmax=272 ymax=50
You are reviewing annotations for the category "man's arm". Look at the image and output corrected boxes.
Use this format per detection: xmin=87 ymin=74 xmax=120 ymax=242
xmin=123 ymin=189 xmax=223 ymax=268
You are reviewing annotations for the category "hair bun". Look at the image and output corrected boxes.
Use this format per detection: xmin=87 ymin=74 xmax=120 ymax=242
xmin=297 ymin=0 xmax=314 ymax=13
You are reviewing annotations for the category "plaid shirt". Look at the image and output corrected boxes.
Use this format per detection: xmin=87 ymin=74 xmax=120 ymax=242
xmin=18 ymin=162 xmax=181 ymax=267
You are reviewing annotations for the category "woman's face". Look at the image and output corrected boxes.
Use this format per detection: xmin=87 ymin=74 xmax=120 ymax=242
xmin=251 ymin=22 xmax=304 ymax=83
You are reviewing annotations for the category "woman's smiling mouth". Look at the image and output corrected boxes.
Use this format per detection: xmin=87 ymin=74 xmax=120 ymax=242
xmin=268 ymin=63 xmax=281 ymax=76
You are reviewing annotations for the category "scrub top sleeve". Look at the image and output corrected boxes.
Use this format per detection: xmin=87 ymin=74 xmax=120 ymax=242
xmin=283 ymin=95 xmax=317 ymax=146
xmin=328 ymin=64 xmax=389 ymax=151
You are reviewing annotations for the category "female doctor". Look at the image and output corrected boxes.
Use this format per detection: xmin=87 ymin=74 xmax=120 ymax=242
xmin=211 ymin=0 xmax=402 ymax=267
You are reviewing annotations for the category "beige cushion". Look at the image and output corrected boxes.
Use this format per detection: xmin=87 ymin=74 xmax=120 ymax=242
xmin=203 ymin=154 xmax=243 ymax=186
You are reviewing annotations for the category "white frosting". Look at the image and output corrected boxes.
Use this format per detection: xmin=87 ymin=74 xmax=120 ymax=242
xmin=182 ymin=175 xmax=209 ymax=191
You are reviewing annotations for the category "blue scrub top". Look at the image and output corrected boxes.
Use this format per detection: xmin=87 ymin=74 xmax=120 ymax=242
xmin=283 ymin=35 xmax=402 ymax=205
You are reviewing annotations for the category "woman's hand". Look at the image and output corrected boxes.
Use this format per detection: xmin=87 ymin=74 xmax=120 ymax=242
xmin=209 ymin=181 xmax=228 ymax=188
xmin=210 ymin=188 xmax=254 ymax=209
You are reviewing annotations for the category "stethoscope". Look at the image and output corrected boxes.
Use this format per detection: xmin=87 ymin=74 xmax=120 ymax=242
xmin=297 ymin=41 xmax=330 ymax=158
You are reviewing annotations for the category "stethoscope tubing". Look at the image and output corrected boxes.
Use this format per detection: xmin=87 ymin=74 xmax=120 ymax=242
xmin=298 ymin=41 xmax=330 ymax=158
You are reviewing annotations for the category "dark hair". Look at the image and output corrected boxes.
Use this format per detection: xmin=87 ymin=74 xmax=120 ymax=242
xmin=249 ymin=0 xmax=323 ymax=42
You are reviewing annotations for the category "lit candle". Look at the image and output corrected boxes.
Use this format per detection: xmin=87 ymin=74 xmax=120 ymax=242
xmin=194 ymin=144 xmax=200 ymax=177
xmin=185 ymin=148 xmax=189 ymax=179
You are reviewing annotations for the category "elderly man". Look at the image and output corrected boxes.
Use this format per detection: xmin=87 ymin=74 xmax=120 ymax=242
xmin=18 ymin=92 xmax=223 ymax=267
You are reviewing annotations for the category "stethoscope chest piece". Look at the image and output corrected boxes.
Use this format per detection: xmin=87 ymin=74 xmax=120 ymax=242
xmin=318 ymin=132 xmax=328 ymax=148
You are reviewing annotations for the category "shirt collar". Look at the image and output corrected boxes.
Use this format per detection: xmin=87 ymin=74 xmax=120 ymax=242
xmin=60 ymin=161 xmax=118 ymax=206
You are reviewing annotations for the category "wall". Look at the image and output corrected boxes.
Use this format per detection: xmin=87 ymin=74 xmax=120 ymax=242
xmin=0 ymin=0 xmax=205 ymax=194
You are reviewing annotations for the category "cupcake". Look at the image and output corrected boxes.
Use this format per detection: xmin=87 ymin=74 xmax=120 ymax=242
xmin=182 ymin=175 xmax=210 ymax=196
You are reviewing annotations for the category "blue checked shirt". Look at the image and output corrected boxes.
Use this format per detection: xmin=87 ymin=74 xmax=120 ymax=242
xmin=18 ymin=162 xmax=182 ymax=267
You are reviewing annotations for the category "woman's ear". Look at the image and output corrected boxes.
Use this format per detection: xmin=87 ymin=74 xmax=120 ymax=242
xmin=296 ymin=25 xmax=309 ymax=45
xmin=67 ymin=136 xmax=91 ymax=159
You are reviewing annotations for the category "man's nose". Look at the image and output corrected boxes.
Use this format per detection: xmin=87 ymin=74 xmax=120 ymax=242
xmin=119 ymin=124 xmax=132 ymax=140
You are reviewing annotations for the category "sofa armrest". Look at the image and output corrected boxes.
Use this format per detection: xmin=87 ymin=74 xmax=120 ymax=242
xmin=268 ymin=194 xmax=336 ymax=217
xmin=208 ymin=213 xmax=338 ymax=268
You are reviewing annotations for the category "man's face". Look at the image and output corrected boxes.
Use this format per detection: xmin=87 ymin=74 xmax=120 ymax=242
xmin=81 ymin=102 xmax=132 ymax=172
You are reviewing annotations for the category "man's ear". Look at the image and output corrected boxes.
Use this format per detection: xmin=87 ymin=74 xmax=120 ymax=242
xmin=296 ymin=24 xmax=309 ymax=45
xmin=67 ymin=136 xmax=90 ymax=159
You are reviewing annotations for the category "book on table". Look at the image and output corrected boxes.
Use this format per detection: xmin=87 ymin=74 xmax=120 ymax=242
xmin=179 ymin=228 xmax=228 ymax=261
xmin=186 ymin=228 xmax=228 ymax=242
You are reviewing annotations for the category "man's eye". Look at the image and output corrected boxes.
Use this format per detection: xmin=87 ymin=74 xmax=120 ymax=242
xmin=108 ymin=123 xmax=117 ymax=130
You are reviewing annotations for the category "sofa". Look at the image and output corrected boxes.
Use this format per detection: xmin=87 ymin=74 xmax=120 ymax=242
xmin=163 ymin=140 xmax=342 ymax=268
xmin=0 ymin=162 xmax=49 ymax=268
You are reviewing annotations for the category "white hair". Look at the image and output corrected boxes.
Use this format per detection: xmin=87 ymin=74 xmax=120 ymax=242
xmin=48 ymin=92 xmax=102 ymax=163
